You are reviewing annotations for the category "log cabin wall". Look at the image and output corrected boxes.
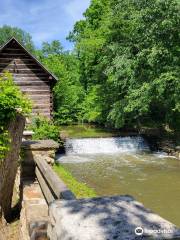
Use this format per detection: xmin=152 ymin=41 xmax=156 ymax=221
xmin=0 ymin=38 xmax=56 ymax=119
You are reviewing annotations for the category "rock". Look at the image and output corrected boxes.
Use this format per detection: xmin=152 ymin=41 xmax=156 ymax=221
xmin=43 ymin=156 xmax=55 ymax=165
xmin=139 ymin=127 xmax=163 ymax=137
xmin=48 ymin=195 xmax=180 ymax=240
xmin=23 ymin=130 xmax=34 ymax=140
xmin=175 ymin=146 xmax=180 ymax=151
xmin=60 ymin=131 xmax=69 ymax=141
xmin=21 ymin=140 xmax=59 ymax=151
xmin=19 ymin=181 xmax=48 ymax=240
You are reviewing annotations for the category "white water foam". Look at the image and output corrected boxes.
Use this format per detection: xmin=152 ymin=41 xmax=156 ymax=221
xmin=65 ymin=136 xmax=150 ymax=155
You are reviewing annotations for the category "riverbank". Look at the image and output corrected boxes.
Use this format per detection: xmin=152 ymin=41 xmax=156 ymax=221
xmin=140 ymin=127 xmax=180 ymax=159
xmin=59 ymin=124 xmax=138 ymax=139
xmin=53 ymin=164 xmax=97 ymax=198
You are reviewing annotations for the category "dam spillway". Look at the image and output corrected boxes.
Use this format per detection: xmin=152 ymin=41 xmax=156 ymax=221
xmin=65 ymin=136 xmax=150 ymax=155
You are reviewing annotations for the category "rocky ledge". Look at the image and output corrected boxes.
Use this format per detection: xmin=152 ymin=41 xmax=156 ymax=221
xmin=48 ymin=195 xmax=180 ymax=240
xmin=21 ymin=140 xmax=59 ymax=150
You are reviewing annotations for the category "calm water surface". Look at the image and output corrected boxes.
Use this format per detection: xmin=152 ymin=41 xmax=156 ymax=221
xmin=57 ymin=152 xmax=180 ymax=226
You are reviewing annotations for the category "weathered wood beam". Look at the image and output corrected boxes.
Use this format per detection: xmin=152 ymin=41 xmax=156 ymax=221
xmin=34 ymin=155 xmax=75 ymax=200
xmin=0 ymin=69 xmax=45 ymax=74
xmin=22 ymin=90 xmax=50 ymax=94
xmin=35 ymin=167 xmax=55 ymax=204
xmin=0 ymin=59 xmax=35 ymax=64
xmin=20 ymin=86 xmax=50 ymax=91
xmin=15 ymin=81 xmax=49 ymax=86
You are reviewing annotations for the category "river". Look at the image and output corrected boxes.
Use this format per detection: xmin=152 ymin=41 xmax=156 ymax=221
xmin=56 ymin=135 xmax=180 ymax=227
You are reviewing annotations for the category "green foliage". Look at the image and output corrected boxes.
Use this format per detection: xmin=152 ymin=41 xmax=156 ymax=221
xmin=69 ymin=0 xmax=180 ymax=130
xmin=80 ymin=85 xmax=103 ymax=123
xmin=68 ymin=0 xmax=110 ymax=91
xmin=0 ymin=73 xmax=31 ymax=124
xmin=30 ymin=116 xmax=60 ymax=142
xmin=3 ymin=0 xmax=177 ymax=131
xmin=0 ymin=73 xmax=31 ymax=160
xmin=0 ymin=25 xmax=35 ymax=52
xmin=105 ymin=0 xmax=180 ymax=129
xmin=41 ymin=40 xmax=63 ymax=56
xmin=0 ymin=129 xmax=10 ymax=161
xmin=53 ymin=163 xmax=97 ymax=198
xmin=35 ymin=41 xmax=85 ymax=124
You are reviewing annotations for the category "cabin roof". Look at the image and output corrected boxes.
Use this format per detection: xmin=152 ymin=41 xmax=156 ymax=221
xmin=0 ymin=37 xmax=58 ymax=82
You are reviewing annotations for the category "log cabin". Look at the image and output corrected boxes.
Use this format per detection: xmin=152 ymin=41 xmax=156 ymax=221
xmin=0 ymin=37 xmax=57 ymax=119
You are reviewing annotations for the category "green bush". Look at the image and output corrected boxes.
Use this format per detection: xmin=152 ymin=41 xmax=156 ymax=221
xmin=0 ymin=72 xmax=31 ymax=160
xmin=30 ymin=116 xmax=60 ymax=142
xmin=0 ymin=72 xmax=31 ymax=124
xmin=0 ymin=129 xmax=10 ymax=161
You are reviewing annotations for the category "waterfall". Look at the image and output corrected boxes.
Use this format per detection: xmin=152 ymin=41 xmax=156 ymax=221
xmin=65 ymin=136 xmax=150 ymax=154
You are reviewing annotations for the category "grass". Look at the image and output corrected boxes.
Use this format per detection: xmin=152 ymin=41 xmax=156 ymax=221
xmin=53 ymin=163 xmax=97 ymax=198
xmin=60 ymin=124 xmax=122 ymax=138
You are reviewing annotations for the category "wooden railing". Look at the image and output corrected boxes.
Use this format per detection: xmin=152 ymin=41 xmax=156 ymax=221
xmin=33 ymin=155 xmax=75 ymax=204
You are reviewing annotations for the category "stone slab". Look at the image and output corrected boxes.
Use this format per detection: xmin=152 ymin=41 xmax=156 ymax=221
xmin=48 ymin=195 xmax=180 ymax=240
xmin=23 ymin=131 xmax=34 ymax=141
xmin=21 ymin=140 xmax=59 ymax=150
xmin=23 ymin=130 xmax=34 ymax=135
xmin=20 ymin=181 xmax=49 ymax=240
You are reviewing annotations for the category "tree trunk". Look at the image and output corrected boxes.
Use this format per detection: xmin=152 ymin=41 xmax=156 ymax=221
xmin=0 ymin=114 xmax=25 ymax=220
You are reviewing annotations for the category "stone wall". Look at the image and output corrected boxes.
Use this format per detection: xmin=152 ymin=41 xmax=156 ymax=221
xmin=21 ymin=140 xmax=59 ymax=180
xmin=20 ymin=139 xmax=59 ymax=240
xmin=19 ymin=181 xmax=48 ymax=240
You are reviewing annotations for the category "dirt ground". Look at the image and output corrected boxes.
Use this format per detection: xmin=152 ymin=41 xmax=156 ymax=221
xmin=0 ymin=187 xmax=20 ymax=240
xmin=0 ymin=220 xmax=19 ymax=240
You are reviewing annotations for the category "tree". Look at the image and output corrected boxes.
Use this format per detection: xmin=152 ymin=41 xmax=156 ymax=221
xmin=36 ymin=41 xmax=85 ymax=124
xmin=0 ymin=25 xmax=35 ymax=52
xmin=105 ymin=0 xmax=180 ymax=129
xmin=68 ymin=0 xmax=110 ymax=91
xmin=41 ymin=40 xmax=63 ymax=56
xmin=69 ymin=0 xmax=180 ymax=129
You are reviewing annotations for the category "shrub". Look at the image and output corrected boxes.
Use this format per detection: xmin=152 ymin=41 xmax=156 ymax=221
xmin=0 ymin=129 xmax=10 ymax=161
xmin=0 ymin=73 xmax=31 ymax=160
xmin=30 ymin=116 xmax=60 ymax=142
xmin=0 ymin=72 xmax=31 ymax=124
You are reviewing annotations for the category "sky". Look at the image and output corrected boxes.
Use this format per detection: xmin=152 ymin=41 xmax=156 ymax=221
xmin=0 ymin=0 xmax=90 ymax=50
